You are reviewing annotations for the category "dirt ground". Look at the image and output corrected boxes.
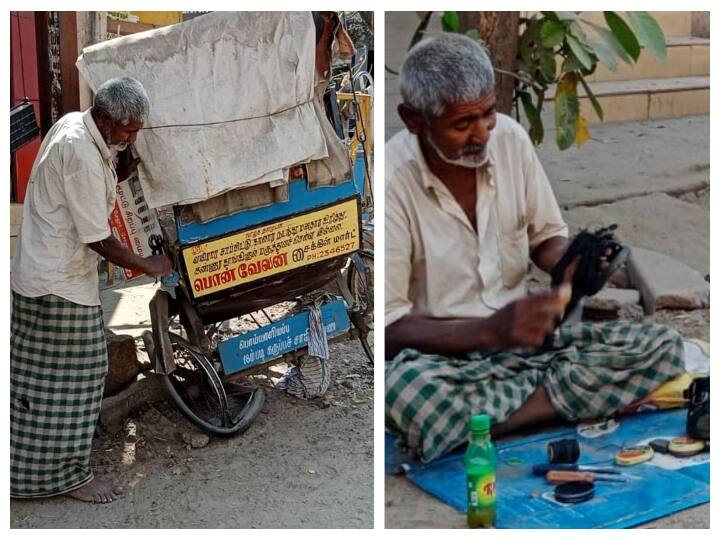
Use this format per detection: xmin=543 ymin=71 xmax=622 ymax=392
xmin=11 ymin=329 xmax=374 ymax=528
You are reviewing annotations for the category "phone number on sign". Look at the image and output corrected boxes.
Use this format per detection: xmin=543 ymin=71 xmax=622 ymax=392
xmin=305 ymin=242 xmax=357 ymax=263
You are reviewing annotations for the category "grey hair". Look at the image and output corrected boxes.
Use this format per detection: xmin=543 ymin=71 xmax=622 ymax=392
xmin=93 ymin=77 xmax=150 ymax=124
xmin=400 ymin=33 xmax=495 ymax=117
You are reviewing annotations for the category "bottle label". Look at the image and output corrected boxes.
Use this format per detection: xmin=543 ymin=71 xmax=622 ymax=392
xmin=468 ymin=473 xmax=496 ymax=509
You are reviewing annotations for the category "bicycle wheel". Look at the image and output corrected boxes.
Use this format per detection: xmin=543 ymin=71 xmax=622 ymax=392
xmin=347 ymin=251 xmax=374 ymax=363
xmin=161 ymin=332 xmax=265 ymax=436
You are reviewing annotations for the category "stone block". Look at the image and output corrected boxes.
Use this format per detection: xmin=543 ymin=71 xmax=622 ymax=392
xmin=652 ymin=11 xmax=692 ymax=37
xmin=589 ymin=44 xmax=693 ymax=82
xmin=626 ymin=246 xmax=710 ymax=314
xmin=584 ymin=288 xmax=643 ymax=321
xmin=582 ymin=93 xmax=649 ymax=124
xmin=585 ymin=288 xmax=641 ymax=311
xmin=691 ymin=43 xmax=710 ymax=76
xmin=100 ymin=372 xmax=167 ymax=433
xmin=105 ymin=332 xmax=141 ymax=396
xmin=692 ymin=12 xmax=710 ymax=38
xmin=648 ymin=88 xmax=710 ymax=119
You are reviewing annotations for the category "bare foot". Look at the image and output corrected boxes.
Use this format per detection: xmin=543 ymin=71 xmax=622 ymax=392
xmin=65 ymin=477 xmax=124 ymax=504
xmin=491 ymin=386 xmax=558 ymax=439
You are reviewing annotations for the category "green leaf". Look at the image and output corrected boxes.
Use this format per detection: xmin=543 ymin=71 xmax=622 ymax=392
xmin=540 ymin=20 xmax=565 ymax=48
xmin=604 ymin=11 xmax=640 ymax=61
xmin=519 ymin=90 xmax=544 ymax=145
xmin=567 ymin=34 xmax=594 ymax=70
xmin=410 ymin=12 xmax=433 ymax=49
xmin=518 ymin=20 xmax=542 ymax=65
xmin=539 ymin=51 xmax=557 ymax=81
xmin=585 ymin=20 xmax=633 ymax=64
xmin=578 ymin=74 xmax=604 ymax=121
xmin=561 ymin=53 xmax=586 ymax=73
xmin=626 ymin=11 xmax=667 ymax=61
xmin=541 ymin=11 xmax=559 ymax=22
xmin=555 ymin=73 xmax=579 ymax=150
xmin=441 ymin=11 xmax=460 ymax=32
xmin=586 ymin=38 xmax=617 ymax=71
xmin=555 ymin=12 xmax=579 ymax=21
xmin=568 ymin=20 xmax=588 ymax=42
xmin=465 ymin=29 xmax=481 ymax=42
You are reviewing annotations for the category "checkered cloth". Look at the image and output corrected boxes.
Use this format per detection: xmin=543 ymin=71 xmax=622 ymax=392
xmin=10 ymin=292 xmax=108 ymax=498
xmin=386 ymin=321 xmax=685 ymax=462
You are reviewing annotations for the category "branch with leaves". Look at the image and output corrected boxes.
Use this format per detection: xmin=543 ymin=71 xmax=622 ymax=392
xmin=392 ymin=11 xmax=667 ymax=150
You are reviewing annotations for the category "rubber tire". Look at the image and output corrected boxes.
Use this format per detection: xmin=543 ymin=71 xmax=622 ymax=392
xmin=162 ymin=332 xmax=265 ymax=436
xmin=347 ymin=251 xmax=374 ymax=363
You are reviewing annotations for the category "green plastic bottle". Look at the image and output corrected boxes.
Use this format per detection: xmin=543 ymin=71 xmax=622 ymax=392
xmin=466 ymin=413 xmax=497 ymax=528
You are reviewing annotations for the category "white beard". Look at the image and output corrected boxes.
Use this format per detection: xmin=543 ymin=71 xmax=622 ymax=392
xmin=108 ymin=142 xmax=128 ymax=167
xmin=427 ymin=134 xmax=489 ymax=169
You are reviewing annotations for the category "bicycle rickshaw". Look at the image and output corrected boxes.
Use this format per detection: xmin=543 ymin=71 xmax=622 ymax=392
xmin=146 ymin=133 xmax=373 ymax=435
xmin=78 ymin=12 xmax=374 ymax=436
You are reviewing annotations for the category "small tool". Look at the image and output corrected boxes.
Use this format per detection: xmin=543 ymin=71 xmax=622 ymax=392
xmin=615 ymin=445 xmax=654 ymax=466
xmin=546 ymin=470 xmax=627 ymax=485
xmin=554 ymin=481 xmax=595 ymax=504
xmin=148 ymin=233 xmax=180 ymax=288
xmin=532 ymin=463 xmax=621 ymax=476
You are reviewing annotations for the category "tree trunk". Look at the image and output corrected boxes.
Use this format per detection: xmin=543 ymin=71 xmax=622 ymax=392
xmin=459 ymin=11 xmax=519 ymax=115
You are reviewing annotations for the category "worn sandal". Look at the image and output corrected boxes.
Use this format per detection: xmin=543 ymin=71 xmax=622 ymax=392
xmin=550 ymin=224 xmax=631 ymax=325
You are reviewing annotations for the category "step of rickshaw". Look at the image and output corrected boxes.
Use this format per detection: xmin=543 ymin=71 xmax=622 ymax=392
xmin=217 ymin=298 xmax=351 ymax=376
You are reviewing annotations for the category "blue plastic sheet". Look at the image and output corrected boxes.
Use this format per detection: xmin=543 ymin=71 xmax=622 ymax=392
xmin=386 ymin=410 xmax=709 ymax=528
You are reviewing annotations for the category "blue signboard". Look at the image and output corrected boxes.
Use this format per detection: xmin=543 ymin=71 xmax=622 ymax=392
xmin=218 ymin=299 xmax=351 ymax=375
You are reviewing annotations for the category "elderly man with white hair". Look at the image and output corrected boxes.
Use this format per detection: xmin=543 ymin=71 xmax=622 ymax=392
xmin=11 ymin=77 xmax=172 ymax=503
xmin=384 ymin=33 xmax=685 ymax=462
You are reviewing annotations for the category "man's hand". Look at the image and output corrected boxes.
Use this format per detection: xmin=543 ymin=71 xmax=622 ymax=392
xmin=141 ymin=255 xmax=173 ymax=278
xmin=115 ymin=147 xmax=141 ymax=182
xmin=487 ymin=284 xmax=571 ymax=348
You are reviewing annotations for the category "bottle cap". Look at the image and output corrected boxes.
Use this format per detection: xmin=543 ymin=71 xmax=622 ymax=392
xmin=470 ymin=414 xmax=490 ymax=433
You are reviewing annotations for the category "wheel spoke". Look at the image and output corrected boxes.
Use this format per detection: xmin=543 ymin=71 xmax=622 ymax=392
xmin=161 ymin=332 xmax=264 ymax=435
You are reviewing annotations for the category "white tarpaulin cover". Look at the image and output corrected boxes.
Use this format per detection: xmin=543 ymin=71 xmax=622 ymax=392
xmin=76 ymin=12 xmax=336 ymax=208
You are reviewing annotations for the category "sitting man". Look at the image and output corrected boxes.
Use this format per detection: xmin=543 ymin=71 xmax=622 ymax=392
xmin=385 ymin=33 xmax=685 ymax=462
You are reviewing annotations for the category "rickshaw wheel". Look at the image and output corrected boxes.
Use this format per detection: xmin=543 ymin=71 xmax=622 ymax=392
xmin=162 ymin=332 xmax=265 ymax=436
xmin=347 ymin=251 xmax=374 ymax=363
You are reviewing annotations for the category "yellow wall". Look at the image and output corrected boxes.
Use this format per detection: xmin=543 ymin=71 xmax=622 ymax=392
xmin=132 ymin=11 xmax=182 ymax=27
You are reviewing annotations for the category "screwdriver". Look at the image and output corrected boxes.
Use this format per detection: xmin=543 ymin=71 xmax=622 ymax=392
xmin=532 ymin=463 xmax=621 ymax=476
xmin=546 ymin=470 xmax=627 ymax=485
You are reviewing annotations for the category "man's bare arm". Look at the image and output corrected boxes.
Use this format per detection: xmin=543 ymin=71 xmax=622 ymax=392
xmin=531 ymin=235 xmax=571 ymax=274
xmin=385 ymin=285 xmax=571 ymax=359
xmin=88 ymin=235 xmax=172 ymax=277
xmin=386 ymin=314 xmax=498 ymax=359
xmin=532 ymin=234 xmax=612 ymax=280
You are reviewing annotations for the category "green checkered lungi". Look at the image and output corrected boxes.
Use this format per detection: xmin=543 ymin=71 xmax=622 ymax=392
xmin=386 ymin=321 xmax=685 ymax=462
xmin=11 ymin=292 xmax=108 ymax=498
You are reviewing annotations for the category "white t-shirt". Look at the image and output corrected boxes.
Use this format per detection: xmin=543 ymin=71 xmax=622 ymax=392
xmin=11 ymin=110 xmax=118 ymax=306
xmin=385 ymin=113 xmax=569 ymax=326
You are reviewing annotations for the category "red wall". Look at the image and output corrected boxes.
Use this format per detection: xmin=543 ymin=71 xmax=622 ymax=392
xmin=11 ymin=11 xmax=41 ymax=203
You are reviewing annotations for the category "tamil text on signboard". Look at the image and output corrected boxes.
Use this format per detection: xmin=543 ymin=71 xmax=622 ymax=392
xmin=182 ymin=198 xmax=360 ymax=298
